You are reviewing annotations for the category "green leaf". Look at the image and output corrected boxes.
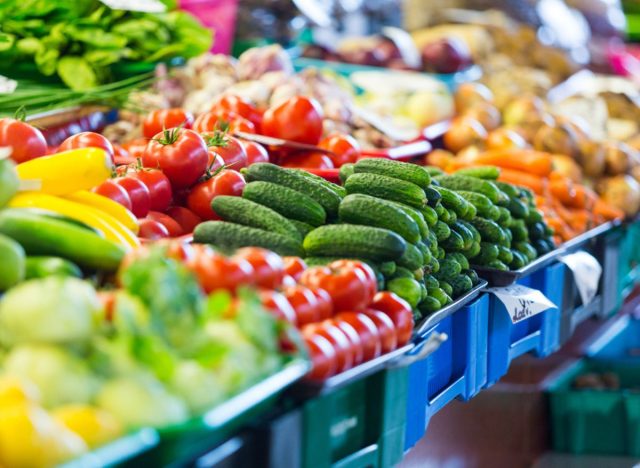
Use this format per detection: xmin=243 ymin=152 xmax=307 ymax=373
xmin=35 ymin=47 xmax=59 ymax=75
xmin=84 ymin=48 xmax=123 ymax=67
xmin=16 ymin=37 xmax=42 ymax=55
xmin=57 ymin=56 xmax=98 ymax=90
xmin=0 ymin=33 xmax=15 ymax=52
xmin=64 ymin=24 xmax=127 ymax=48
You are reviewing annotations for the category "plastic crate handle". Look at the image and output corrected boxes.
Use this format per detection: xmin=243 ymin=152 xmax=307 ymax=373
xmin=387 ymin=332 xmax=448 ymax=368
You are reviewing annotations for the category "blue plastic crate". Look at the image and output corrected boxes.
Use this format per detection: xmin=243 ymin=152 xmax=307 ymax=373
xmin=404 ymin=293 xmax=489 ymax=451
xmin=485 ymin=262 xmax=564 ymax=387
xmin=586 ymin=314 xmax=640 ymax=363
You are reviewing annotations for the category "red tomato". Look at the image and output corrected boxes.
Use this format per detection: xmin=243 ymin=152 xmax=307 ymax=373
xmin=283 ymin=285 xmax=320 ymax=326
xmin=0 ymin=118 xmax=47 ymax=163
xmin=333 ymin=320 xmax=365 ymax=365
xmin=113 ymin=145 xmax=136 ymax=166
xmin=304 ymin=334 xmax=337 ymax=380
xmin=159 ymin=239 xmax=196 ymax=262
xmin=302 ymin=322 xmax=354 ymax=374
xmin=228 ymin=118 xmax=256 ymax=134
xmin=319 ymin=133 xmax=360 ymax=167
xmin=363 ymin=309 xmax=397 ymax=353
xmin=187 ymin=169 xmax=246 ymax=220
xmin=147 ymin=211 xmax=184 ymax=237
xmin=280 ymin=152 xmax=334 ymax=169
xmin=281 ymin=275 xmax=297 ymax=288
xmin=213 ymin=95 xmax=263 ymax=128
xmin=138 ymin=218 xmax=170 ymax=240
xmin=207 ymin=150 xmax=225 ymax=172
xmin=142 ymin=108 xmax=194 ymax=139
xmin=312 ymin=288 xmax=334 ymax=320
xmin=262 ymin=96 xmax=324 ymax=145
xmin=202 ymin=134 xmax=247 ymax=170
xmin=259 ymin=289 xmax=297 ymax=324
xmin=330 ymin=260 xmax=377 ymax=300
xmin=129 ymin=169 xmax=173 ymax=212
xmin=92 ymin=180 xmax=132 ymax=211
xmin=185 ymin=249 xmax=254 ymax=293
xmin=233 ymin=247 xmax=285 ymax=289
xmin=335 ymin=312 xmax=381 ymax=361
xmin=283 ymin=256 xmax=307 ymax=281
xmin=114 ymin=177 xmax=150 ymax=218
xmin=370 ymin=292 xmax=414 ymax=346
xmin=59 ymin=132 xmax=115 ymax=162
xmin=165 ymin=206 xmax=201 ymax=234
xmin=142 ymin=129 xmax=208 ymax=189
xmin=239 ymin=140 xmax=270 ymax=165
xmin=121 ymin=138 xmax=149 ymax=159
xmin=300 ymin=261 xmax=374 ymax=313
xmin=192 ymin=109 xmax=237 ymax=133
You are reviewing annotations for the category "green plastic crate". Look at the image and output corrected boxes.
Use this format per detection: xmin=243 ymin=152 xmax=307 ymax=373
xmin=301 ymin=366 xmax=408 ymax=468
xmin=548 ymin=359 xmax=640 ymax=456
xmin=617 ymin=220 xmax=640 ymax=303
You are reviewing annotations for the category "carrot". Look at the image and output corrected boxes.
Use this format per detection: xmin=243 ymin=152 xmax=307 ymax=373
xmin=470 ymin=149 xmax=553 ymax=177
xmin=498 ymin=168 xmax=546 ymax=195
xmin=566 ymin=209 xmax=591 ymax=233
xmin=549 ymin=179 xmax=578 ymax=207
xmin=594 ymin=199 xmax=625 ymax=221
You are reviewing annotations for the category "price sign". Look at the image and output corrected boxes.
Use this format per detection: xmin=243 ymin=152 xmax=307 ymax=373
xmin=560 ymin=250 xmax=601 ymax=305
xmin=98 ymin=0 xmax=166 ymax=13
xmin=485 ymin=284 xmax=557 ymax=324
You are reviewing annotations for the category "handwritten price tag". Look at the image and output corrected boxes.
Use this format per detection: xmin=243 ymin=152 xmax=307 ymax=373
xmin=560 ymin=251 xmax=601 ymax=305
xmin=486 ymin=284 xmax=557 ymax=324
xmin=98 ymin=0 xmax=166 ymax=13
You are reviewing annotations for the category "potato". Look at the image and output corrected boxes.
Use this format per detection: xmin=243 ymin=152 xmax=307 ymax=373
xmin=597 ymin=175 xmax=640 ymax=217
xmin=503 ymin=95 xmax=546 ymax=126
xmin=603 ymin=141 xmax=635 ymax=175
xmin=454 ymin=82 xmax=493 ymax=114
xmin=578 ymin=140 xmax=606 ymax=178
xmin=464 ymin=102 xmax=501 ymax=131
xmin=443 ymin=116 xmax=487 ymax=153
xmin=533 ymin=122 xmax=580 ymax=158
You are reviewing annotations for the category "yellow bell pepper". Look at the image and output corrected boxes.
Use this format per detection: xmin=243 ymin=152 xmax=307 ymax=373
xmin=65 ymin=190 xmax=139 ymax=234
xmin=16 ymin=148 xmax=113 ymax=196
xmin=0 ymin=377 xmax=40 ymax=407
xmin=9 ymin=192 xmax=140 ymax=250
xmin=53 ymin=404 xmax=122 ymax=449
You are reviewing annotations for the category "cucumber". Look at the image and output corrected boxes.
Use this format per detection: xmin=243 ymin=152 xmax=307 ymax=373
xmin=429 ymin=257 xmax=440 ymax=274
xmin=487 ymin=259 xmax=509 ymax=271
xmin=424 ymin=274 xmax=439 ymax=289
xmin=439 ymin=281 xmax=453 ymax=296
xmin=414 ymin=268 xmax=425 ymax=281
xmin=354 ymin=158 xmax=431 ymax=188
xmin=445 ymin=209 xmax=457 ymax=225
xmin=470 ymin=218 xmax=507 ymax=245
xmin=345 ymin=172 xmax=427 ymax=208
xmin=457 ymin=220 xmax=481 ymax=244
xmin=303 ymin=224 xmax=406 ymax=262
xmin=427 ymin=230 xmax=438 ymax=254
xmin=243 ymin=181 xmax=326 ymax=226
xmin=212 ymin=196 xmax=302 ymax=241
xmin=420 ymin=283 xmax=428 ymax=301
xmin=496 ymin=190 xmax=511 ymax=207
xmin=463 ymin=268 xmax=479 ymax=285
xmin=435 ymin=257 xmax=462 ymax=281
xmin=526 ymin=209 xmax=544 ymax=225
xmin=418 ymin=296 xmax=442 ymax=314
xmin=387 ymin=202 xmax=429 ymax=240
xmin=419 ymin=205 xmax=438 ymax=228
xmin=497 ymin=207 xmax=511 ymax=224
xmin=433 ymin=175 xmax=501 ymax=203
xmin=465 ymin=241 xmax=481 ymax=258
xmin=514 ymin=242 xmax=537 ymax=262
xmin=243 ymin=163 xmax=341 ymax=217
xmin=339 ymin=163 xmax=355 ymax=184
xmin=472 ymin=242 xmax=500 ymax=264
xmin=436 ymin=247 xmax=446 ymax=260
xmin=0 ymin=234 xmax=25 ymax=290
xmin=417 ymin=241 xmax=432 ymax=264
xmin=440 ymin=229 xmax=465 ymax=251
xmin=379 ymin=261 xmax=397 ymax=277
xmin=424 ymin=186 xmax=442 ymax=207
xmin=387 ymin=277 xmax=422 ymax=308
xmin=497 ymin=245 xmax=514 ymax=264
xmin=493 ymin=181 xmax=521 ymax=199
xmin=24 ymin=256 xmax=81 ymax=279
xmin=194 ymin=221 xmax=303 ymax=256
xmin=457 ymin=191 xmax=495 ymax=218
xmin=0 ymin=209 xmax=124 ymax=272
xmin=427 ymin=287 xmax=449 ymax=306
xmin=508 ymin=197 xmax=529 ymax=219
xmin=509 ymin=219 xmax=529 ymax=242
xmin=339 ymin=194 xmax=421 ymax=244
xmin=435 ymin=204 xmax=450 ymax=223
xmin=487 ymin=205 xmax=501 ymax=221
xmin=292 ymin=169 xmax=347 ymax=198
xmin=290 ymin=219 xmax=315 ymax=238
xmin=447 ymin=252 xmax=469 ymax=270
xmin=392 ymin=267 xmax=414 ymax=279
xmin=451 ymin=221 xmax=474 ymax=250
xmin=529 ymin=222 xmax=546 ymax=241
xmin=455 ymin=166 xmax=500 ymax=180
xmin=423 ymin=166 xmax=444 ymax=176
xmin=438 ymin=187 xmax=471 ymax=219
xmin=510 ymin=250 xmax=527 ymax=269
xmin=450 ymin=275 xmax=473 ymax=297
xmin=397 ymin=242 xmax=424 ymax=271
xmin=533 ymin=238 xmax=555 ymax=256
xmin=434 ymin=221 xmax=451 ymax=242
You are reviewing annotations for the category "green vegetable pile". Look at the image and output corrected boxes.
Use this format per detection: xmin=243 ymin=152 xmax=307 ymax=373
xmin=0 ymin=0 xmax=212 ymax=90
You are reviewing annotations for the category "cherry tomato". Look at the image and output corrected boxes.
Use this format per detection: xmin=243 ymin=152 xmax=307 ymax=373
xmin=0 ymin=118 xmax=47 ymax=163
xmin=283 ymin=285 xmax=320 ymax=326
xmin=262 ymin=96 xmax=324 ymax=145
xmin=142 ymin=129 xmax=208 ymax=189
xmin=283 ymin=256 xmax=307 ymax=281
xmin=185 ymin=248 xmax=254 ymax=293
xmin=239 ymin=140 xmax=270 ymax=165
xmin=165 ymin=206 xmax=201 ymax=234
xmin=114 ymin=177 xmax=150 ymax=218
xmin=363 ymin=309 xmax=397 ymax=353
xmin=202 ymin=133 xmax=247 ymax=170
xmin=59 ymin=132 xmax=114 ymax=162
xmin=233 ymin=247 xmax=285 ymax=289
xmin=138 ymin=218 xmax=170 ymax=240
xmin=311 ymin=288 xmax=333 ymax=320
xmin=113 ymin=145 xmax=136 ymax=166
xmin=142 ymin=108 xmax=194 ymax=139
xmin=335 ymin=312 xmax=381 ymax=361
xmin=213 ymin=95 xmax=263 ymax=128
xmin=92 ymin=180 xmax=132 ymax=211
xmin=121 ymin=138 xmax=149 ymax=159
xmin=280 ymin=151 xmax=334 ymax=169
xmin=147 ymin=211 xmax=184 ymax=237
xmin=319 ymin=133 xmax=360 ymax=167
xmin=370 ymin=292 xmax=414 ymax=346
xmin=304 ymin=334 xmax=337 ymax=380
xmin=330 ymin=260 xmax=377 ymax=301
xmin=129 ymin=169 xmax=172 ymax=212
xmin=303 ymin=322 xmax=354 ymax=374
xmin=259 ymin=289 xmax=297 ymax=324
xmin=300 ymin=261 xmax=374 ymax=313
xmin=187 ymin=169 xmax=246 ymax=220
xmin=333 ymin=320 xmax=365 ymax=365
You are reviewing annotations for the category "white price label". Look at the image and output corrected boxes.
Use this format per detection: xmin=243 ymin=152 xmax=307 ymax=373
xmin=98 ymin=0 xmax=166 ymax=13
xmin=0 ymin=76 xmax=17 ymax=94
xmin=486 ymin=284 xmax=557 ymax=324
xmin=560 ymin=250 xmax=601 ymax=305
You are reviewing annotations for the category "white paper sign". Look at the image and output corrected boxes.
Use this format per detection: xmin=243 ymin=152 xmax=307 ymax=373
xmin=486 ymin=284 xmax=557 ymax=324
xmin=0 ymin=75 xmax=17 ymax=94
xmin=560 ymin=250 xmax=602 ymax=306
xmin=98 ymin=0 xmax=166 ymax=13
